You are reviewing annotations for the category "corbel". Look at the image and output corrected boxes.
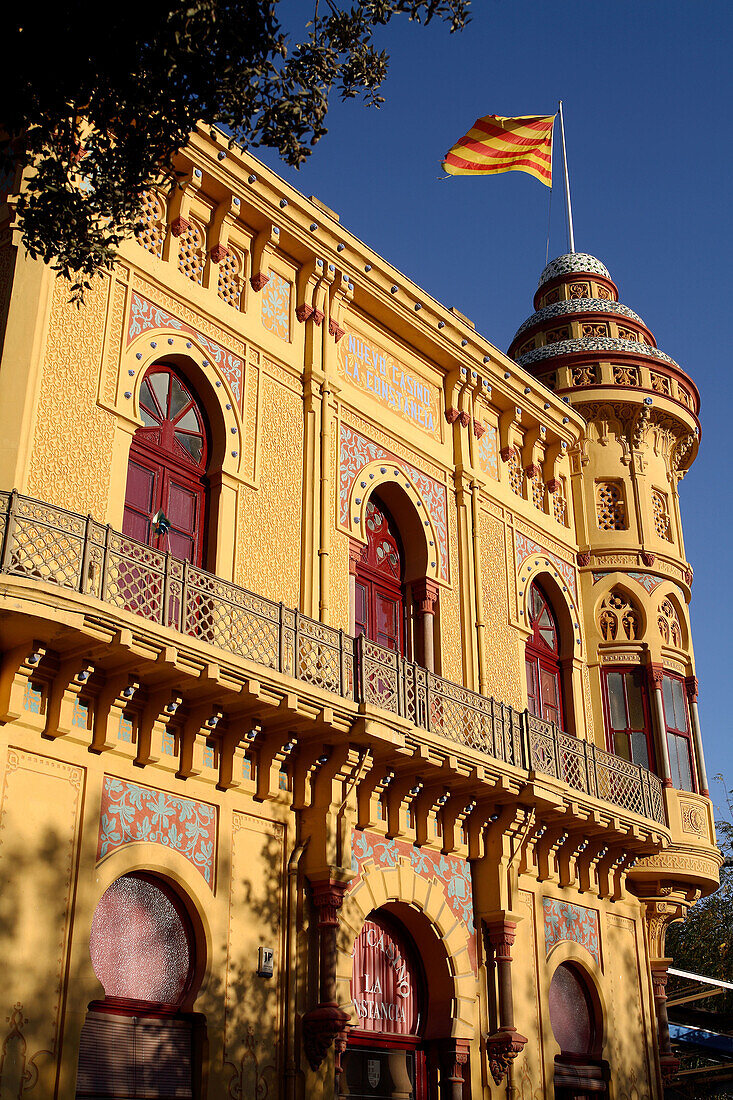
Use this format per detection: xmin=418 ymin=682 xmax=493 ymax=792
xmin=205 ymin=194 xmax=237 ymax=285
xmin=216 ymin=726 xmax=250 ymax=792
xmin=356 ymin=760 xmax=396 ymax=829
xmin=543 ymin=437 xmax=567 ymax=489
xmin=291 ymin=741 xmax=334 ymax=810
xmin=521 ymin=424 xmax=545 ymax=478
xmin=0 ymin=641 xmax=48 ymax=723
xmin=498 ymin=406 xmax=522 ymax=459
xmin=312 ymin=261 xmax=335 ymax=326
xmin=327 ymin=271 xmax=354 ymax=342
xmin=252 ymin=726 xmax=300 ymax=802
xmin=164 ymin=163 xmax=202 ymax=259
xmin=556 ymin=827 xmax=593 ymax=888
xmin=444 ymin=367 xmax=471 ymax=432
xmin=250 ymin=222 xmax=279 ymax=292
xmin=295 ymin=257 xmax=325 ymax=323
xmin=90 ymin=674 xmax=141 ymax=754
xmin=535 ymin=822 xmax=570 ymax=882
xmin=440 ymin=791 xmax=477 ymax=855
xmin=43 ymin=659 xmax=95 ymax=741
xmin=136 ymin=690 xmax=183 ymax=766
xmin=178 ymin=705 xmax=223 ymax=779
xmin=413 ymin=775 xmax=454 ymax=848
xmin=384 ymin=771 xmax=424 ymax=840
xmin=576 ymin=833 xmax=611 ymax=894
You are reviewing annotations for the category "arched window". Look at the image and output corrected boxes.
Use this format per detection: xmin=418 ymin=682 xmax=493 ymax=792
xmin=354 ymin=496 xmax=405 ymax=653
xmin=549 ymin=963 xmax=607 ymax=1097
xmin=525 ymin=582 xmax=563 ymax=726
xmin=76 ymin=873 xmax=201 ymax=1100
xmin=123 ymin=366 xmax=209 ymax=566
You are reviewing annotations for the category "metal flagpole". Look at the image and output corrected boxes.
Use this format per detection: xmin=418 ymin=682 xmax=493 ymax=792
xmin=557 ymin=100 xmax=575 ymax=254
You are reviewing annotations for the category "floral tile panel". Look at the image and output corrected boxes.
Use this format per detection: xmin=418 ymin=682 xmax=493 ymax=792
xmin=97 ymin=776 xmax=217 ymax=886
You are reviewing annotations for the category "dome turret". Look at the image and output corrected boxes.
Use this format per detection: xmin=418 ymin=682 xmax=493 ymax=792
xmin=508 ymin=253 xmax=699 ymax=422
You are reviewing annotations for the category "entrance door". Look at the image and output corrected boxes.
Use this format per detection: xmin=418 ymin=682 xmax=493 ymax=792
xmin=123 ymin=366 xmax=209 ymax=566
xmin=347 ymin=913 xmax=427 ymax=1099
xmin=354 ymin=497 xmax=405 ymax=653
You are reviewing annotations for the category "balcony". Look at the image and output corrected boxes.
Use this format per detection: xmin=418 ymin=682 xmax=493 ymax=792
xmin=0 ymin=490 xmax=664 ymax=825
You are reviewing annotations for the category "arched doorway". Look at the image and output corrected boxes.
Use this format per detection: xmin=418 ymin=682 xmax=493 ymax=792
xmin=354 ymin=496 xmax=406 ymax=654
xmin=549 ymin=962 xmax=607 ymax=1098
xmin=75 ymin=873 xmax=204 ymax=1100
xmin=123 ymin=365 xmax=209 ymax=566
xmin=346 ymin=912 xmax=427 ymax=1098
xmin=525 ymin=581 xmax=564 ymax=726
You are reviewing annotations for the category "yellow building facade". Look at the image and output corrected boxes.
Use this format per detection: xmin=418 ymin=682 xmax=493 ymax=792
xmin=0 ymin=128 xmax=721 ymax=1100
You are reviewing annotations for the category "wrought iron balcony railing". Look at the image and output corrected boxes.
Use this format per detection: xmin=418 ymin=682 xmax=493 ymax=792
xmin=0 ymin=491 xmax=665 ymax=825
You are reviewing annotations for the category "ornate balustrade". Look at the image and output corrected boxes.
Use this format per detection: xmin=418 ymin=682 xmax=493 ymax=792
xmin=0 ymin=491 xmax=665 ymax=825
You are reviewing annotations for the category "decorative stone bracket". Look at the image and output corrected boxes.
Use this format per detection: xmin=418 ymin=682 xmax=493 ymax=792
xmin=483 ymin=918 xmax=528 ymax=1085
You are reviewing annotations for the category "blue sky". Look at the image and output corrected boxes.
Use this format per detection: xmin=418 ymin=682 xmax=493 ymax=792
xmin=258 ymin=0 xmax=732 ymax=803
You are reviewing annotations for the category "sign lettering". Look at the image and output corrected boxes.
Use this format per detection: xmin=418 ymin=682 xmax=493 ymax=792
xmin=338 ymin=332 xmax=439 ymax=437
xmin=351 ymin=916 xmax=421 ymax=1035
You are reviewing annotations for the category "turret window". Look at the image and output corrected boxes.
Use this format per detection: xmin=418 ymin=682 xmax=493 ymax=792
xmin=662 ymin=673 xmax=695 ymax=792
xmin=596 ymin=482 xmax=626 ymax=531
xmin=602 ymin=668 xmax=654 ymax=769
xmin=652 ymin=489 xmax=672 ymax=541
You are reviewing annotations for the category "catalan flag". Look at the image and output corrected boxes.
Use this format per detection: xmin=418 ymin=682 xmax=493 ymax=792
xmin=442 ymin=114 xmax=555 ymax=187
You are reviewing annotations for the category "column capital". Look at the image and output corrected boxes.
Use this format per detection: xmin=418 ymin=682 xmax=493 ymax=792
xmin=412 ymin=578 xmax=440 ymax=615
xmin=308 ymin=877 xmax=349 ymax=926
xmin=649 ymin=663 xmax=666 ymax=688
xmin=685 ymin=675 xmax=699 ymax=701
xmin=348 ymin=538 xmax=366 ymax=575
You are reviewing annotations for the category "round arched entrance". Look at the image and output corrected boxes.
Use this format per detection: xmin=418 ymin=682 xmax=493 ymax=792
xmin=346 ymin=911 xmax=428 ymax=1098
xmin=75 ymin=873 xmax=204 ymax=1100
xmin=549 ymin=962 xmax=607 ymax=1098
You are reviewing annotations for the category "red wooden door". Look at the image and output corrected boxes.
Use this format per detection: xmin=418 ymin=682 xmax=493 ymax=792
xmin=355 ymin=497 xmax=405 ymax=653
xmin=525 ymin=582 xmax=563 ymax=726
xmin=123 ymin=367 xmax=208 ymax=566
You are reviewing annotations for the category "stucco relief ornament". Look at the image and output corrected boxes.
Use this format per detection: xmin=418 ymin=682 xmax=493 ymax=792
xmin=485 ymin=1027 xmax=528 ymax=1085
xmin=302 ymin=1005 xmax=351 ymax=1071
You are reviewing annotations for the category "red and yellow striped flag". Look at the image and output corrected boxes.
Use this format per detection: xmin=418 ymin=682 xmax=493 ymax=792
xmin=442 ymin=114 xmax=555 ymax=187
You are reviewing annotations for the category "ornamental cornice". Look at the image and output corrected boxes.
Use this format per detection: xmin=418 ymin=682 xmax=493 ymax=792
xmin=512 ymin=298 xmax=646 ymax=343
xmin=516 ymin=337 xmax=680 ymax=370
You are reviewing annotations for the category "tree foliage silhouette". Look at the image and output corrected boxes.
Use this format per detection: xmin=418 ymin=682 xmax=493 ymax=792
xmin=2 ymin=1 xmax=469 ymax=301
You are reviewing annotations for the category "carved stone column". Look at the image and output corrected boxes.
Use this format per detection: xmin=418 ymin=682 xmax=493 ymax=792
xmin=651 ymin=964 xmax=679 ymax=1082
xmin=686 ymin=676 xmax=710 ymax=796
xmin=648 ymin=664 xmax=673 ymax=787
xmin=644 ymin=898 xmax=685 ymax=1085
xmin=438 ymin=1038 xmax=470 ymax=1100
xmin=347 ymin=540 xmax=365 ymax=636
xmin=412 ymin=578 xmax=439 ymax=672
xmin=484 ymin=919 xmax=528 ymax=1086
xmin=302 ymin=878 xmax=350 ymax=1071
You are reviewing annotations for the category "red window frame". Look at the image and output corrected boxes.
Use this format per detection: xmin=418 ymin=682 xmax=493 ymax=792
xmin=662 ymin=672 xmax=696 ymax=792
xmin=601 ymin=667 xmax=656 ymax=771
xmin=354 ymin=496 xmax=405 ymax=655
xmin=123 ymin=365 xmax=210 ymax=567
xmin=525 ymin=582 xmax=563 ymax=727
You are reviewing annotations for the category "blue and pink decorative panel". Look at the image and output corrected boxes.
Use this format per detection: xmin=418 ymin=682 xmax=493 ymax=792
xmin=515 ymin=531 xmax=578 ymax=603
xmin=477 ymin=426 xmax=499 ymax=480
xmin=97 ymin=776 xmax=217 ymax=886
xmin=339 ymin=424 xmax=450 ymax=583
xmin=592 ymin=570 xmax=665 ymax=594
xmin=127 ymin=292 xmax=244 ymax=401
xmin=543 ymin=897 xmax=600 ymax=966
xmin=261 ymin=271 xmax=291 ymax=341
xmin=351 ymin=830 xmax=476 ymax=971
